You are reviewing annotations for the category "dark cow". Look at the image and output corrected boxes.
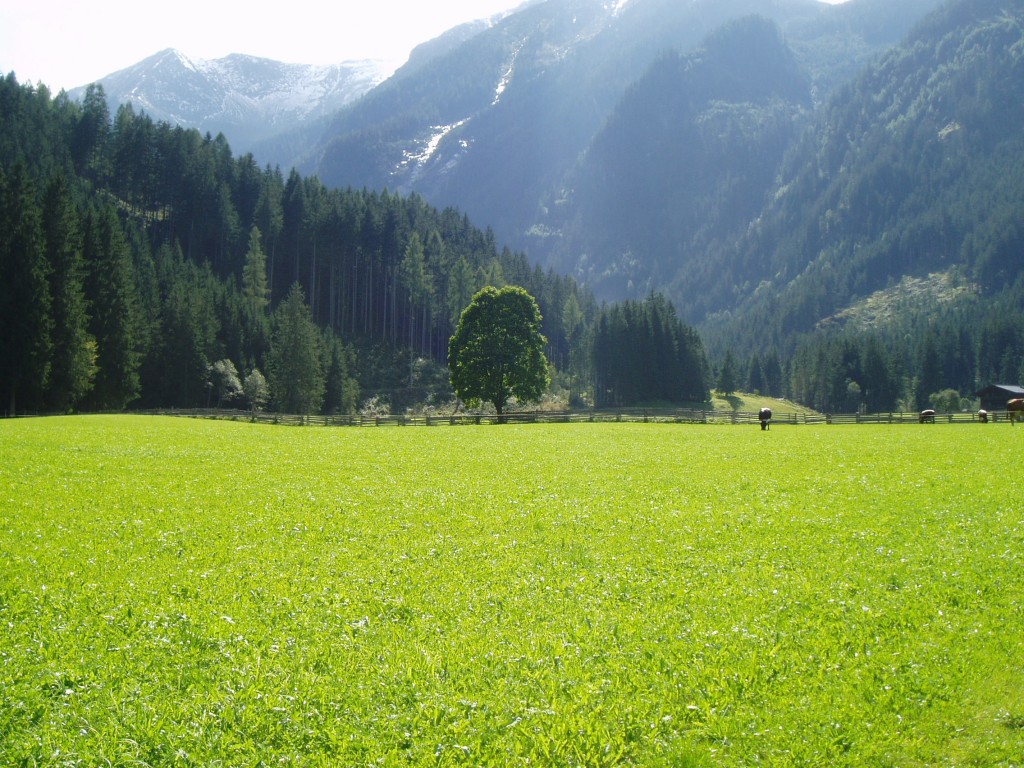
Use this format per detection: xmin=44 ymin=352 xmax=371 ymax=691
xmin=978 ymin=409 xmax=989 ymax=423
xmin=1008 ymin=398 xmax=1024 ymax=425
xmin=759 ymin=407 xmax=772 ymax=431
xmin=919 ymin=409 xmax=936 ymax=424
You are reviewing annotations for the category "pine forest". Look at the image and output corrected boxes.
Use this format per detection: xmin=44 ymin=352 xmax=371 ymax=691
xmin=0 ymin=77 xmax=710 ymax=416
xmin=5 ymin=0 xmax=1024 ymax=420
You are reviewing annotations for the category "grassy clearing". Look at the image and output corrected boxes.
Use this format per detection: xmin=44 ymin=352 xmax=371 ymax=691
xmin=707 ymin=391 xmax=815 ymax=416
xmin=1 ymin=416 xmax=1022 ymax=766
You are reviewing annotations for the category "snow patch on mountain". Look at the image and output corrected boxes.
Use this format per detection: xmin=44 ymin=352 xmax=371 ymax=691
xmin=69 ymin=49 xmax=393 ymax=153
xmin=399 ymin=119 xmax=471 ymax=183
xmin=494 ymin=43 xmax=524 ymax=105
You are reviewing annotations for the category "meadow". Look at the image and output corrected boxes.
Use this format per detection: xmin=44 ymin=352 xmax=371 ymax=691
xmin=1 ymin=415 xmax=1022 ymax=767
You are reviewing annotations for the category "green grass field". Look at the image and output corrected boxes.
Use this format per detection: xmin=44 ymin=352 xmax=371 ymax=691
xmin=2 ymin=415 xmax=1023 ymax=766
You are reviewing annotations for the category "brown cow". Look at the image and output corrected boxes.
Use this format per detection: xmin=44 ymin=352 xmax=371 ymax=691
xmin=919 ymin=409 xmax=936 ymax=424
xmin=1008 ymin=398 xmax=1024 ymax=424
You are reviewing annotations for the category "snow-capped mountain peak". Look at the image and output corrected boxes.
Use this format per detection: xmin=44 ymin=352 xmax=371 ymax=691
xmin=69 ymin=48 xmax=393 ymax=152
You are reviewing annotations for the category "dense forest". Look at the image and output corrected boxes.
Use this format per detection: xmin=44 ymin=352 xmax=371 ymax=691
xmin=0 ymin=74 xmax=711 ymax=416
xmin=550 ymin=16 xmax=812 ymax=303
xmin=701 ymin=0 xmax=1024 ymax=412
xmin=6 ymin=0 xmax=1024 ymax=418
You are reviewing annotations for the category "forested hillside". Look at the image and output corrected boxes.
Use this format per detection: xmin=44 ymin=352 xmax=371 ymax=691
xmin=0 ymin=74 xmax=710 ymax=416
xmin=545 ymin=0 xmax=1024 ymax=414
xmin=292 ymin=0 xmax=943 ymax=271
xmin=700 ymin=0 xmax=1024 ymax=412
xmin=547 ymin=16 xmax=812 ymax=301
xmin=9 ymin=0 xmax=1024 ymax=417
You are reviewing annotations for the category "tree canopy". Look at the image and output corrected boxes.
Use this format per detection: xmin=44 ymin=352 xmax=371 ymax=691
xmin=448 ymin=286 xmax=549 ymax=415
xmin=592 ymin=293 xmax=710 ymax=407
xmin=7 ymin=35 xmax=1024 ymax=418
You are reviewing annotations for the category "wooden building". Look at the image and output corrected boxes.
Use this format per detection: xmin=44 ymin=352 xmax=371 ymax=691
xmin=975 ymin=384 xmax=1024 ymax=412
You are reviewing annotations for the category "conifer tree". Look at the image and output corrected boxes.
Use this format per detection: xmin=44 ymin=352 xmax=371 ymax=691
xmin=322 ymin=330 xmax=359 ymax=415
xmin=268 ymin=282 xmax=324 ymax=414
xmin=241 ymin=225 xmax=270 ymax=316
xmin=747 ymin=352 xmax=765 ymax=394
xmin=254 ymin=168 xmax=285 ymax=300
xmin=717 ymin=350 xmax=739 ymax=396
xmin=73 ymin=84 xmax=111 ymax=183
xmin=0 ymin=165 xmax=52 ymax=415
xmin=761 ymin=349 xmax=784 ymax=398
xmin=915 ymin=334 xmax=944 ymax=411
xmin=861 ymin=337 xmax=897 ymax=413
xmin=42 ymin=174 xmax=96 ymax=411
xmin=448 ymin=258 xmax=476 ymax=327
xmin=590 ymin=293 xmax=709 ymax=406
xmin=562 ymin=292 xmax=586 ymax=405
xmin=82 ymin=206 xmax=140 ymax=410
xmin=400 ymin=232 xmax=433 ymax=368
xmin=146 ymin=250 xmax=217 ymax=407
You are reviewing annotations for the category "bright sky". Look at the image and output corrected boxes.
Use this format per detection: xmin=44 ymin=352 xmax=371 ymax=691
xmin=0 ymin=0 xmax=529 ymax=93
xmin=1 ymin=0 xmax=849 ymax=94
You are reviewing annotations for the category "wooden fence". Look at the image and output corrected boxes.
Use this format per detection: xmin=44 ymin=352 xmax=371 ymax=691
xmin=148 ymin=407 xmax=1010 ymax=428
xmin=819 ymin=411 xmax=1000 ymax=424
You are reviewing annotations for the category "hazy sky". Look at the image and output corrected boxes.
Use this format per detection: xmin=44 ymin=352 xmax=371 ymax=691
xmin=1 ymin=0 xmax=530 ymax=92
xmin=1 ymin=0 xmax=848 ymax=94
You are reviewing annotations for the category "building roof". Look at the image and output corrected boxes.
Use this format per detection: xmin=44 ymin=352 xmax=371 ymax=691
xmin=975 ymin=384 xmax=1024 ymax=397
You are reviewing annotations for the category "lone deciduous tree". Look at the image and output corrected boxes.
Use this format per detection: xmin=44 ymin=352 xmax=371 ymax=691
xmin=448 ymin=285 xmax=549 ymax=415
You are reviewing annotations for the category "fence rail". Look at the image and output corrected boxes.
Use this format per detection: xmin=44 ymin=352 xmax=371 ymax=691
xmin=821 ymin=411 xmax=1004 ymax=424
xmin=142 ymin=407 xmax=1011 ymax=428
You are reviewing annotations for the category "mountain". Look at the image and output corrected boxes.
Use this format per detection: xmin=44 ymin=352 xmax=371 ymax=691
xmin=7 ymin=0 xmax=1024 ymax=415
xmin=703 ymin=0 xmax=1024 ymax=356
xmin=71 ymin=0 xmax=944 ymax=275
xmin=293 ymin=0 xmax=946 ymax=273
xmin=68 ymin=49 xmax=392 ymax=152
xmin=59 ymin=0 xmax=1024 ymax=384
xmin=545 ymin=15 xmax=814 ymax=302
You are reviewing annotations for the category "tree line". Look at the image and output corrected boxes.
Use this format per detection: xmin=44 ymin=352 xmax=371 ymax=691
xmin=701 ymin=1 xmax=1024 ymax=410
xmin=1 ymin=74 xmax=713 ymax=415
xmin=9 ymin=67 xmax=1018 ymax=419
